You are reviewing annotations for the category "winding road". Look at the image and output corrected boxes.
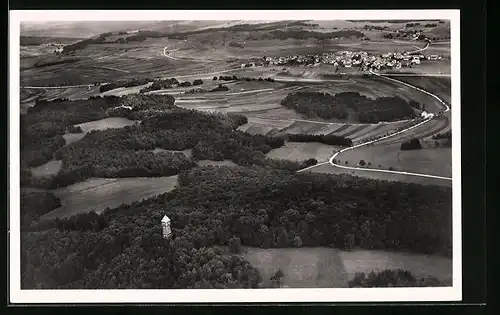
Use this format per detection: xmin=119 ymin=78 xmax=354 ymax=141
xmin=297 ymin=70 xmax=452 ymax=181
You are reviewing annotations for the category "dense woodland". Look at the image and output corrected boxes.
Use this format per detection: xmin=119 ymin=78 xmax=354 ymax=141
xmin=22 ymin=165 xmax=452 ymax=289
xmin=348 ymin=269 xmax=447 ymax=287
xmin=281 ymin=91 xmax=416 ymax=123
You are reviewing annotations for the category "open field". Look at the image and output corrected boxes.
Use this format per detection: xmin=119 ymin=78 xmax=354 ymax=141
xmin=337 ymin=143 xmax=452 ymax=178
xmin=29 ymin=160 xmax=63 ymax=178
xmin=309 ymin=163 xmax=452 ymax=187
xmin=239 ymin=246 xmax=451 ymax=287
xmin=41 ymin=175 xmax=179 ymax=220
xmin=266 ymin=141 xmax=340 ymax=163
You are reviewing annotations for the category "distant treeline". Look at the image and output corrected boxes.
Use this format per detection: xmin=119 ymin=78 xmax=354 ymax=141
xmin=286 ymin=134 xmax=353 ymax=147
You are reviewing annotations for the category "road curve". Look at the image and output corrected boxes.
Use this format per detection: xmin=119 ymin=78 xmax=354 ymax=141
xmin=297 ymin=70 xmax=451 ymax=181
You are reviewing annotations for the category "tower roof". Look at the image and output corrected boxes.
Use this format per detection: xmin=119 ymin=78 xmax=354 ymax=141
xmin=161 ymin=215 xmax=170 ymax=223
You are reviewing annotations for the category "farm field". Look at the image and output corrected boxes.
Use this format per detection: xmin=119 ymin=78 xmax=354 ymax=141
xmin=239 ymin=246 xmax=452 ymax=288
xmin=41 ymin=175 xmax=179 ymax=220
xmin=29 ymin=160 xmax=63 ymax=178
xmin=309 ymin=163 xmax=452 ymax=187
xmin=266 ymin=141 xmax=340 ymax=163
xmin=337 ymin=143 xmax=452 ymax=178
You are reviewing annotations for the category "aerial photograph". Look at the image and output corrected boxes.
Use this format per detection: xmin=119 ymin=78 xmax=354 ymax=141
xmin=17 ymin=16 xmax=454 ymax=293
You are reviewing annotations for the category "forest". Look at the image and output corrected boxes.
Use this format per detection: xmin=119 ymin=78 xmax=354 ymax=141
xmin=22 ymin=165 xmax=452 ymax=289
xmin=281 ymin=91 xmax=416 ymax=123
xmin=348 ymin=269 xmax=447 ymax=287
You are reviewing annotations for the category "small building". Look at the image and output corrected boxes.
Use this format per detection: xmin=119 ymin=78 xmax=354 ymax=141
xmin=161 ymin=215 xmax=172 ymax=239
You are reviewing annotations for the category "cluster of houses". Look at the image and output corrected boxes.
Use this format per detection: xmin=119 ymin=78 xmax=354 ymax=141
xmin=253 ymin=49 xmax=443 ymax=71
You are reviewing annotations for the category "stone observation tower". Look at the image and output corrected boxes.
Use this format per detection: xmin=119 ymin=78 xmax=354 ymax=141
xmin=161 ymin=215 xmax=172 ymax=239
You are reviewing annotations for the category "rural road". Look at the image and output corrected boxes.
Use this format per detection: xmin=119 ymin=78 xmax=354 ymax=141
xmin=298 ymin=69 xmax=451 ymax=180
